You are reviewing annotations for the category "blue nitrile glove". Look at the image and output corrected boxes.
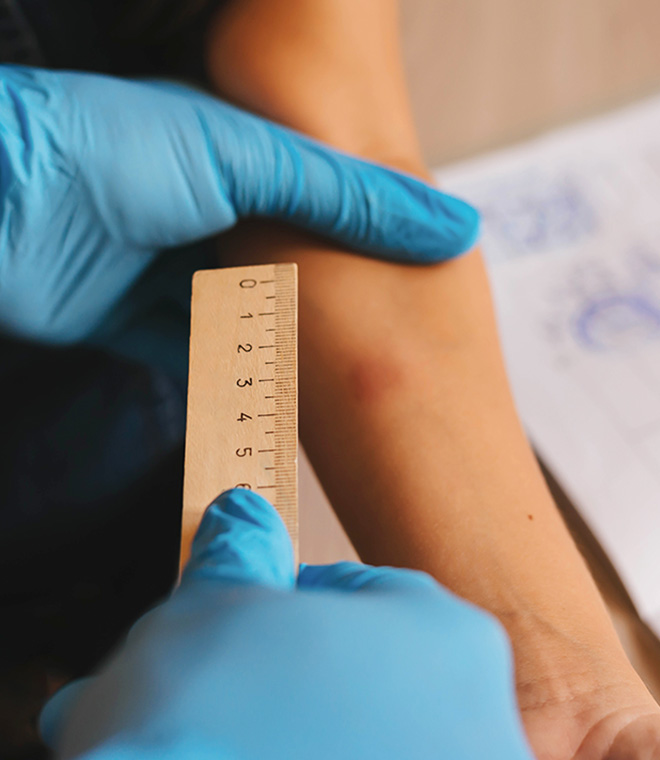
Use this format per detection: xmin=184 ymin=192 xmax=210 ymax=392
xmin=40 ymin=489 xmax=535 ymax=760
xmin=0 ymin=65 xmax=479 ymax=346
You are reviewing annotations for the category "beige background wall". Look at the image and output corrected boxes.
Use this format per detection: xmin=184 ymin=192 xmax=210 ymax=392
xmin=401 ymin=0 xmax=660 ymax=166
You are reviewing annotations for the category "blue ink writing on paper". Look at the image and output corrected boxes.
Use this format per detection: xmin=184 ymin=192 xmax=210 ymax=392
xmin=474 ymin=173 xmax=596 ymax=260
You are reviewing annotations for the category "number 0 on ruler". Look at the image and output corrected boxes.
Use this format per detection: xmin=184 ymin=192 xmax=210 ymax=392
xmin=180 ymin=263 xmax=298 ymax=570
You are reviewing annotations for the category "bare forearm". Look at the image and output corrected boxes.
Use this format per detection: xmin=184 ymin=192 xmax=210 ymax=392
xmin=207 ymin=0 xmax=634 ymax=698
xmin=217 ymin=221 xmax=626 ymax=676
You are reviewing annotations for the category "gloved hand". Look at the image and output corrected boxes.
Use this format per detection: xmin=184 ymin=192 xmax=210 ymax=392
xmin=0 ymin=65 xmax=479 ymax=346
xmin=40 ymin=489 xmax=535 ymax=760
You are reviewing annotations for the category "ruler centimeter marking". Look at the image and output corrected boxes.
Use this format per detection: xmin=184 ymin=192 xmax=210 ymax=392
xmin=180 ymin=263 xmax=298 ymax=571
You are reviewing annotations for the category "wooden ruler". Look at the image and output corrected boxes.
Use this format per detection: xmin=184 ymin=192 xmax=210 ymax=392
xmin=180 ymin=263 xmax=298 ymax=570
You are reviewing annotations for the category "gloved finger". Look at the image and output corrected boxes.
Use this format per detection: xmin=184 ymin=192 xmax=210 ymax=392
xmin=298 ymin=561 xmax=440 ymax=594
xmin=125 ymin=79 xmax=480 ymax=261
xmin=48 ymin=71 xmax=479 ymax=261
xmin=181 ymin=489 xmax=295 ymax=590
xmin=219 ymin=107 xmax=481 ymax=262
xmin=39 ymin=677 xmax=91 ymax=750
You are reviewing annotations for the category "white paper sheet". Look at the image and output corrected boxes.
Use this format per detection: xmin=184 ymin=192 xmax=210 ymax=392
xmin=437 ymin=95 xmax=660 ymax=636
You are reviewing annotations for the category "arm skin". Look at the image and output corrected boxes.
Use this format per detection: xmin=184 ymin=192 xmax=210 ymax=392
xmin=205 ymin=2 xmax=658 ymax=755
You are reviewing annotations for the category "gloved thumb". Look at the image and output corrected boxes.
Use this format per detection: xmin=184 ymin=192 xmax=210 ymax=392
xmin=39 ymin=677 xmax=91 ymax=750
xmin=298 ymin=561 xmax=440 ymax=594
xmin=134 ymin=79 xmax=480 ymax=262
xmin=42 ymin=687 xmax=222 ymax=760
xmin=180 ymin=489 xmax=295 ymax=590
xmin=222 ymin=110 xmax=481 ymax=263
xmin=43 ymin=734 xmax=224 ymax=760
xmin=72 ymin=72 xmax=479 ymax=262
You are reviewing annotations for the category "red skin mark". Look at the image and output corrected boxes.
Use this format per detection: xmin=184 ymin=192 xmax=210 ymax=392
xmin=346 ymin=356 xmax=407 ymax=406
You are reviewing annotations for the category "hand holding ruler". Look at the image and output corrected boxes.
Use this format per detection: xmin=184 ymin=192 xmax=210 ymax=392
xmin=180 ymin=263 xmax=298 ymax=570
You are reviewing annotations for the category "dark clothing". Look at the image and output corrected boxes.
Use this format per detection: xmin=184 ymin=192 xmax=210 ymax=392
xmin=0 ymin=4 xmax=226 ymax=756
xmin=2 ymin=0 xmax=218 ymax=77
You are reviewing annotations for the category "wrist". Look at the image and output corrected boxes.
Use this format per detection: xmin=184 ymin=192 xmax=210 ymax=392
xmin=496 ymin=590 xmax=633 ymax=700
